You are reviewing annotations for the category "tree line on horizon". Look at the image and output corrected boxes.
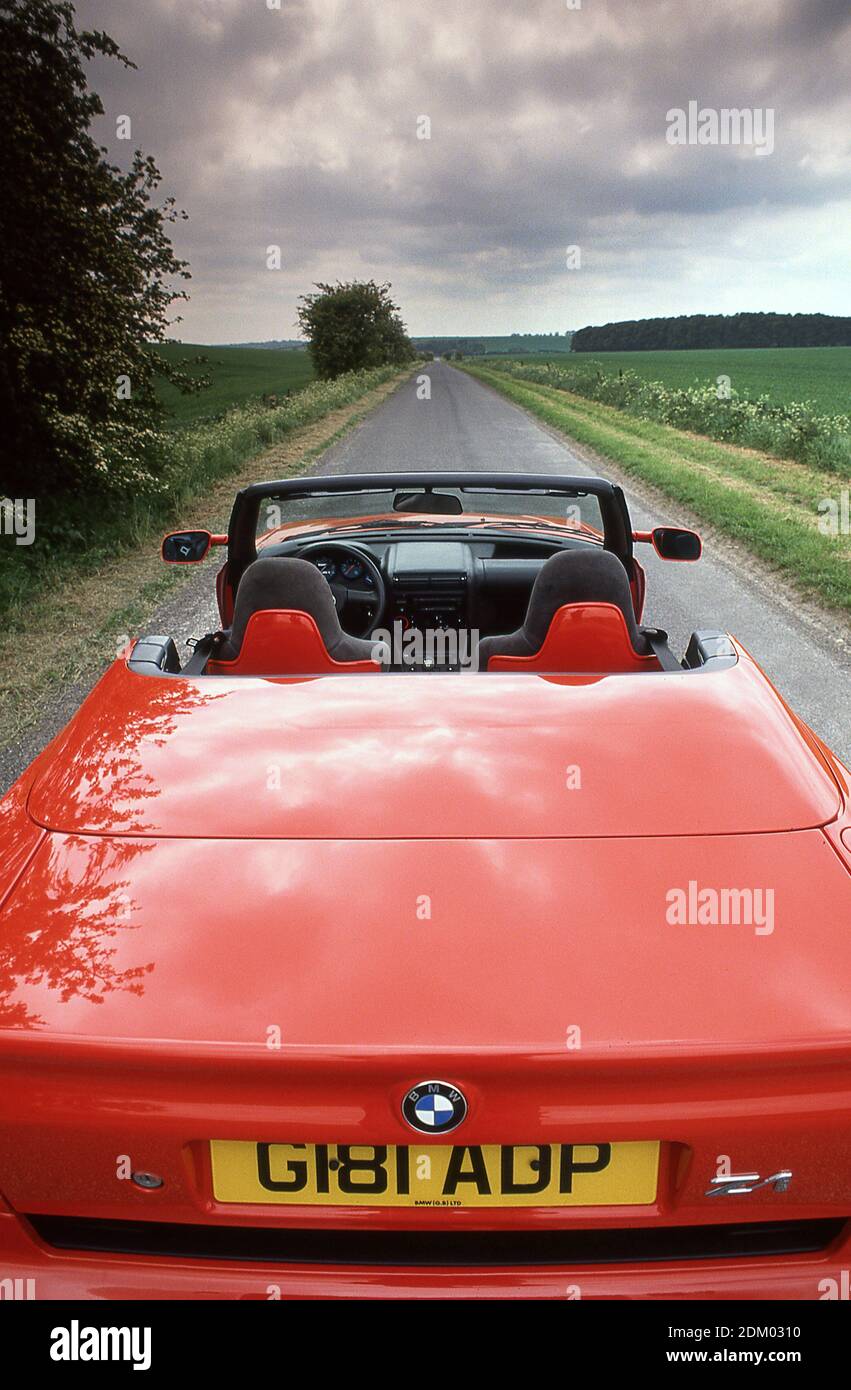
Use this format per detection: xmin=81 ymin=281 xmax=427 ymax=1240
xmin=572 ymin=312 xmax=851 ymax=353
xmin=413 ymin=333 xmax=574 ymax=357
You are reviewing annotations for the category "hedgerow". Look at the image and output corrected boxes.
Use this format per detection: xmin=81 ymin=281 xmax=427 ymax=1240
xmin=482 ymin=359 xmax=851 ymax=476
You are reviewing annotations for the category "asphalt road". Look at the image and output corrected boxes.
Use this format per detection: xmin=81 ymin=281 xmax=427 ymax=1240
xmin=319 ymin=361 xmax=851 ymax=761
xmin=4 ymin=360 xmax=849 ymax=788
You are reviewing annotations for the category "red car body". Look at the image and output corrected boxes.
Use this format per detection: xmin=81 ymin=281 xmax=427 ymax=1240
xmin=1 ymin=482 xmax=850 ymax=1300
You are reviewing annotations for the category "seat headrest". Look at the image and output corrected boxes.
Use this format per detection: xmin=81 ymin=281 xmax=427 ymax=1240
xmin=216 ymin=556 xmax=378 ymax=666
xmin=226 ymin=557 xmax=341 ymax=656
xmin=522 ymin=548 xmax=642 ymax=648
xmin=477 ymin=547 xmax=652 ymax=671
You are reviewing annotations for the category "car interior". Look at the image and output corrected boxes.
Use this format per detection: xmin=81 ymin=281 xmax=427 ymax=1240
xmin=132 ymin=473 xmax=736 ymax=678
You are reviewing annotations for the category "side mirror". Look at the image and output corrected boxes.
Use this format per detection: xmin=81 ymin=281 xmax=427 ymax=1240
xmin=162 ymin=529 xmax=214 ymax=563
xmin=650 ymin=526 xmax=702 ymax=561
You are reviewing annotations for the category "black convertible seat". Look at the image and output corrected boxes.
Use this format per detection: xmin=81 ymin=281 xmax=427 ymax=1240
xmin=478 ymin=548 xmax=652 ymax=667
xmin=216 ymin=557 xmax=377 ymax=663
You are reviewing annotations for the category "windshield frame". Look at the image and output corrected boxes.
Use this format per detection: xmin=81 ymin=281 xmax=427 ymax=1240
xmin=227 ymin=471 xmax=634 ymax=595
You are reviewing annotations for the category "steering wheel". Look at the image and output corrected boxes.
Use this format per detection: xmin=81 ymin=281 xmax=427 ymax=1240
xmin=296 ymin=542 xmax=386 ymax=639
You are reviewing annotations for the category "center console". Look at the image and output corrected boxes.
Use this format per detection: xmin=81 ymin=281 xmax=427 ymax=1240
xmin=385 ymin=541 xmax=473 ymax=633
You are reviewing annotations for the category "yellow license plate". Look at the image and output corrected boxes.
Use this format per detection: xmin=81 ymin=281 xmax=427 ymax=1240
xmin=210 ymin=1141 xmax=659 ymax=1207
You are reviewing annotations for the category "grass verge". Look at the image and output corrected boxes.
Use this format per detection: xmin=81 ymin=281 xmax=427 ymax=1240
xmin=478 ymin=357 xmax=851 ymax=473
xmin=461 ymin=363 xmax=851 ymax=617
xmin=1 ymin=367 xmax=411 ymax=748
xmin=0 ymin=366 xmax=405 ymax=630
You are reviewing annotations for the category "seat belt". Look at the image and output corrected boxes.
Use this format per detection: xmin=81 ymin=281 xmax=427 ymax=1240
xmin=182 ymin=632 xmax=221 ymax=675
xmin=641 ymin=627 xmax=682 ymax=672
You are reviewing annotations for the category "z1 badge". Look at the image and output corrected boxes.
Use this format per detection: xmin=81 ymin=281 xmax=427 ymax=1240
xmin=403 ymin=1080 xmax=468 ymax=1135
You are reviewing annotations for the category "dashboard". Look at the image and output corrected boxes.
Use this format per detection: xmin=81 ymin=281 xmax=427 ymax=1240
xmin=265 ymin=532 xmax=591 ymax=640
xmin=306 ymin=551 xmax=375 ymax=588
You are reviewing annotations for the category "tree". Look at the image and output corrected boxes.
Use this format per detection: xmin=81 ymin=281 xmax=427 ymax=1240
xmin=0 ymin=0 xmax=200 ymax=497
xmin=297 ymin=279 xmax=415 ymax=380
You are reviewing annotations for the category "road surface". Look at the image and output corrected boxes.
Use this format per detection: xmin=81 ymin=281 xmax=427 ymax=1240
xmin=316 ymin=361 xmax=851 ymax=759
xmin=4 ymin=360 xmax=849 ymax=787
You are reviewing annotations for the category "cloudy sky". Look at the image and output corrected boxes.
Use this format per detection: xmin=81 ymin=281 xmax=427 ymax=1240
xmin=75 ymin=0 xmax=851 ymax=343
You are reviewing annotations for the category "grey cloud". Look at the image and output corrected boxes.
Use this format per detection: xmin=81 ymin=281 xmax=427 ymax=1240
xmin=73 ymin=0 xmax=850 ymax=337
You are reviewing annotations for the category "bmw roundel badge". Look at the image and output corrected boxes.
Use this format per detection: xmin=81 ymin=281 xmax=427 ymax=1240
xmin=403 ymin=1080 xmax=468 ymax=1135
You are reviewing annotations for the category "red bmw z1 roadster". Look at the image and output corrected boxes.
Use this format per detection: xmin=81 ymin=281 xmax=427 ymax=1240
xmin=0 ymin=472 xmax=849 ymax=1299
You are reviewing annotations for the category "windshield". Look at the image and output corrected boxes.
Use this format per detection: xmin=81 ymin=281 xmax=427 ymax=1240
xmin=256 ymin=485 xmax=604 ymax=541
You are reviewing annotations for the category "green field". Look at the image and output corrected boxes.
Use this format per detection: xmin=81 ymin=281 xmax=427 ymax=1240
xmin=476 ymin=335 xmax=574 ymax=354
xmin=152 ymin=343 xmax=315 ymax=425
xmin=511 ymin=346 xmax=850 ymax=413
xmin=463 ymin=362 xmax=851 ymax=617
